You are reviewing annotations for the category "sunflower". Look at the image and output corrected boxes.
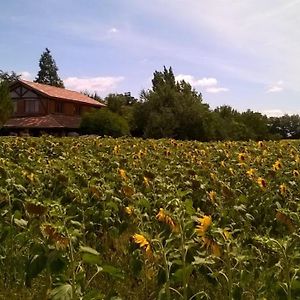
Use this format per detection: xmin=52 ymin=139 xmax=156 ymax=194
xmin=246 ymin=168 xmax=255 ymax=178
xmin=273 ymin=160 xmax=282 ymax=171
xmin=257 ymin=177 xmax=267 ymax=189
xmin=276 ymin=211 xmax=294 ymax=232
xmin=156 ymin=208 xmax=177 ymax=232
xmin=125 ymin=206 xmax=134 ymax=215
xmin=279 ymin=183 xmax=287 ymax=196
xmin=118 ymin=168 xmax=127 ymax=180
xmin=238 ymin=153 xmax=246 ymax=162
xmin=196 ymin=215 xmax=212 ymax=237
xmin=133 ymin=234 xmax=152 ymax=257
xmin=257 ymin=141 xmax=264 ymax=148
xmin=202 ymin=237 xmax=221 ymax=257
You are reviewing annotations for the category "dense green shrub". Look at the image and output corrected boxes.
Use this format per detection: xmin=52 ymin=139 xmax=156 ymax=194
xmin=80 ymin=108 xmax=130 ymax=137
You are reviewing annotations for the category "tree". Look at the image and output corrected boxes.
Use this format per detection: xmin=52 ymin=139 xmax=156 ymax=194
xmin=0 ymin=80 xmax=13 ymax=127
xmin=104 ymin=93 xmax=137 ymax=133
xmin=0 ymin=70 xmax=20 ymax=84
xmin=134 ymin=66 xmax=211 ymax=140
xmin=268 ymin=114 xmax=300 ymax=139
xmin=239 ymin=110 xmax=270 ymax=140
xmin=80 ymin=109 xmax=130 ymax=137
xmin=35 ymin=48 xmax=64 ymax=88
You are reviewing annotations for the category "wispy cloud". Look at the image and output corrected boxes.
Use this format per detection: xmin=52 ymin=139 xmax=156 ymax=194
xmin=108 ymin=27 xmax=119 ymax=34
xmin=136 ymin=1 xmax=300 ymax=90
xmin=64 ymin=76 xmax=124 ymax=94
xmin=266 ymin=80 xmax=284 ymax=93
xmin=175 ymin=74 xmax=229 ymax=93
xmin=206 ymin=87 xmax=229 ymax=94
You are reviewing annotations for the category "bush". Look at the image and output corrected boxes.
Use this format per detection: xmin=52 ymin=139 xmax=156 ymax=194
xmin=80 ymin=108 xmax=130 ymax=137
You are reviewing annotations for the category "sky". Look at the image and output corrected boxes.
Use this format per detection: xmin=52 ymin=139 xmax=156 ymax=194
xmin=1 ymin=0 xmax=300 ymax=116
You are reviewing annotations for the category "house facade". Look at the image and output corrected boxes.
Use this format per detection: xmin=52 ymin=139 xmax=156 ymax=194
xmin=3 ymin=79 xmax=105 ymax=134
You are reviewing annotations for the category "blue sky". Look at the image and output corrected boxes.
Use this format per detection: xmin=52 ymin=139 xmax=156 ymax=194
xmin=1 ymin=0 xmax=300 ymax=116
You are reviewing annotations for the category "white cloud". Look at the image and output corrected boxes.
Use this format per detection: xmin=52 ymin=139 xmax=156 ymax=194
xmin=176 ymin=75 xmax=217 ymax=87
xmin=64 ymin=76 xmax=124 ymax=94
xmin=266 ymin=80 xmax=284 ymax=93
xmin=197 ymin=77 xmax=218 ymax=87
xmin=267 ymin=86 xmax=283 ymax=93
xmin=108 ymin=27 xmax=119 ymax=34
xmin=175 ymin=74 xmax=229 ymax=93
xmin=19 ymin=71 xmax=33 ymax=80
xmin=206 ymin=87 xmax=229 ymax=93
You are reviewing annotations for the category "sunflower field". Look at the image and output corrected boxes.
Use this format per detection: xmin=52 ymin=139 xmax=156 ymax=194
xmin=0 ymin=136 xmax=300 ymax=300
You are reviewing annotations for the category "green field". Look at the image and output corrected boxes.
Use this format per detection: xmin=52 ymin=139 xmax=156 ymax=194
xmin=1 ymin=137 xmax=300 ymax=299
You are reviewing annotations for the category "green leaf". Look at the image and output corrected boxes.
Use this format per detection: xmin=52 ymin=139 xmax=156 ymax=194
xmin=80 ymin=246 xmax=100 ymax=255
xmin=82 ymin=253 xmax=102 ymax=265
xmin=172 ymin=265 xmax=193 ymax=282
xmin=102 ymin=265 xmax=124 ymax=279
xmin=25 ymin=254 xmax=47 ymax=287
xmin=50 ymin=284 xmax=73 ymax=300
xmin=184 ymin=199 xmax=195 ymax=215
xmin=82 ymin=289 xmax=104 ymax=300
xmin=48 ymin=251 xmax=67 ymax=274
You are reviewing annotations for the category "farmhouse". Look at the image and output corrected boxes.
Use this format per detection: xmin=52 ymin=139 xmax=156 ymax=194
xmin=3 ymin=79 xmax=105 ymax=135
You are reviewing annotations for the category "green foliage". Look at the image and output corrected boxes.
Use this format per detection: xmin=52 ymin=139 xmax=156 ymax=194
xmin=1 ymin=137 xmax=300 ymax=299
xmin=269 ymin=114 xmax=300 ymax=139
xmin=0 ymin=81 xmax=13 ymax=127
xmin=105 ymin=93 xmax=137 ymax=133
xmin=35 ymin=48 xmax=64 ymax=88
xmin=80 ymin=108 xmax=130 ymax=137
xmin=135 ymin=66 xmax=211 ymax=140
xmin=211 ymin=105 xmax=277 ymax=141
xmin=0 ymin=70 xmax=20 ymax=84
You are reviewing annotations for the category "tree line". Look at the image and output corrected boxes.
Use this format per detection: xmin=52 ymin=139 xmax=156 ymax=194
xmin=1 ymin=48 xmax=300 ymax=140
xmin=82 ymin=67 xmax=300 ymax=141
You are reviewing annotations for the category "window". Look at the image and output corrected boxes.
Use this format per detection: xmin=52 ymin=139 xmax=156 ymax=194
xmin=13 ymin=101 xmax=17 ymax=114
xmin=55 ymin=102 xmax=64 ymax=113
xmin=25 ymin=100 xmax=39 ymax=114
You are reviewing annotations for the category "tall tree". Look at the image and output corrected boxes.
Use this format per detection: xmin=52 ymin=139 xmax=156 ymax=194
xmin=135 ymin=66 xmax=212 ymax=140
xmin=35 ymin=48 xmax=64 ymax=88
xmin=0 ymin=80 xmax=13 ymax=127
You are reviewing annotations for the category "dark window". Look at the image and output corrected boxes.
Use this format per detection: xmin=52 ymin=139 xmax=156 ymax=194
xmin=13 ymin=101 xmax=17 ymax=114
xmin=25 ymin=100 xmax=39 ymax=113
xmin=55 ymin=102 xmax=64 ymax=113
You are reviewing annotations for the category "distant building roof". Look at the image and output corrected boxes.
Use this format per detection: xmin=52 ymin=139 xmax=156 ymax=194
xmin=4 ymin=114 xmax=82 ymax=129
xmin=15 ymin=79 xmax=105 ymax=107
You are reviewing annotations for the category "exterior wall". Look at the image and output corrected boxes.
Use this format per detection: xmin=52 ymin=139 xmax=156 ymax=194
xmin=11 ymin=84 xmax=49 ymax=117
xmin=48 ymin=99 xmax=55 ymax=114
xmin=51 ymin=100 xmax=98 ymax=116
xmin=10 ymin=82 xmax=102 ymax=119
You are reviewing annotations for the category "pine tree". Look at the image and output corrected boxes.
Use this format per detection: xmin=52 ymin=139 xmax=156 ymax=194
xmin=35 ymin=48 xmax=65 ymax=88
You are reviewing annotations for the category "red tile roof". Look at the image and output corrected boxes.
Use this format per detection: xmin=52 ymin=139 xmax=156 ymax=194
xmin=17 ymin=79 xmax=105 ymax=107
xmin=4 ymin=114 xmax=82 ymax=129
